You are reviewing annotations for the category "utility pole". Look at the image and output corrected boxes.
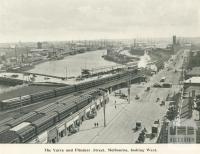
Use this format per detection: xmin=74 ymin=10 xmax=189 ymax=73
xmin=103 ymin=92 xmax=106 ymax=127
xmin=20 ymin=96 xmax=23 ymax=114
xmin=127 ymin=71 xmax=131 ymax=104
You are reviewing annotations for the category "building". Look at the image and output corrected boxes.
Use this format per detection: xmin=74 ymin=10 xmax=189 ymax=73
xmin=184 ymin=77 xmax=200 ymax=87
xmin=196 ymin=121 xmax=200 ymax=143
xmin=168 ymin=119 xmax=197 ymax=144
xmin=186 ymin=67 xmax=200 ymax=79
xmin=173 ymin=35 xmax=176 ymax=45
xmin=37 ymin=42 xmax=42 ymax=49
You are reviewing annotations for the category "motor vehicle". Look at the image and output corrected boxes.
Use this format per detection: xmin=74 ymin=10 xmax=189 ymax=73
xmin=135 ymin=95 xmax=140 ymax=100
xmin=162 ymin=83 xmax=172 ymax=88
xmin=136 ymin=121 xmax=142 ymax=130
xmin=153 ymin=83 xmax=162 ymax=88
xmin=160 ymin=77 xmax=166 ymax=82
xmin=120 ymin=94 xmax=128 ymax=99
xmin=145 ymin=87 xmax=150 ymax=91
xmin=160 ymin=101 xmax=165 ymax=106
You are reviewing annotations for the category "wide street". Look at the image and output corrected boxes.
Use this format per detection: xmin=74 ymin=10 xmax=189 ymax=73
xmin=59 ymin=49 xmax=185 ymax=143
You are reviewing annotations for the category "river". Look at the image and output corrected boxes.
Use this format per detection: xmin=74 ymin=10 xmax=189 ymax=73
xmin=28 ymin=50 xmax=117 ymax=77
xmin=0 ymin=49 xmax=156 ymax=94
xmin=0 ymin=50 xmax=117 ymax=94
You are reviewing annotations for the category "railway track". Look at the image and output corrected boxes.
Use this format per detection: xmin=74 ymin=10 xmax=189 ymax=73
xmin=0 ymin=69 xmax=142 ymax=111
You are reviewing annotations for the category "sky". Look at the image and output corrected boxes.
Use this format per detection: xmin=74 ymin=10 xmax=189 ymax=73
xmin=0 ymin=0 xmax=200 ymax=43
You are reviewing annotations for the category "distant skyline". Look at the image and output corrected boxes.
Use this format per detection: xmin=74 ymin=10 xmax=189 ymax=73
xmin=0 ymin=0 xmax=200 ymax=43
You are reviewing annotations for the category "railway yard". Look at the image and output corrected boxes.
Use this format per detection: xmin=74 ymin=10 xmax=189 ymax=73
xmin=0 ymin=35 xmax=199 ymax=144
xmin=0 ymin=45 xmax=186 ymax=143
xmin=1 ymin=3 xmax=200 ymax=154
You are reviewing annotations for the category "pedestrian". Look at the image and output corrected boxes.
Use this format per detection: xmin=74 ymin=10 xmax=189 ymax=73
xmin=115 ymin=105 xmax=116 ymax=109
xmin=97 ymin=122 xmax=99 ymax=127
xmin=94 ymin=123 xmax=96 ymax=127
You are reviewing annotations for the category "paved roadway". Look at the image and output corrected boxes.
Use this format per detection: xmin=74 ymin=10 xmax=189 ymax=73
xmin=58 ymin=49 xmax=185 ymax=143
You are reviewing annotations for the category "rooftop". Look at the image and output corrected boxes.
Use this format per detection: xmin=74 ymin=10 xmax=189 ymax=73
xmin=187 ymin=67 xmax=200 ymax=76
xmin=10 ymin=122 xmax=31 ymax=132
xmin=184 ymin=77 xmax=200 ymax=84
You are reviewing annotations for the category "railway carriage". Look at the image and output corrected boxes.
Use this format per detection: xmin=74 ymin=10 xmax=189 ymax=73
xmin=0 ymin=130 xmax=20 ymax=143
xmin=76 ymin=95 xmax=93 ymax=110
xmin=32 ymin=112 xmax=59 ymax=135
xmin=55 ymin=102 xmax=77 ymax=121
xmin=31 ymin=90 xmax=56 ymax=103
xmin=6 ymin=112 xmax=37 ymax=127
xmin=55 ymin=86 xmax=75 ymax=97
xmin=0 ymin=95 xmax=31 ymax=110
xmin=16 ymin=125 xmax=36 ymax=143
xmin=0 ymin=125 xmax=11 ymax=135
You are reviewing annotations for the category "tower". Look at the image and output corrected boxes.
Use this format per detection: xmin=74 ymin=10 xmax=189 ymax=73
xmin=37 ymin=42 xmax=42 ymax=49
xmin=173 ymin=35 xmax=176 ymax=45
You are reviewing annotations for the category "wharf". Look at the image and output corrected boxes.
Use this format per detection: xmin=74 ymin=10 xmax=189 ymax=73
xmin=23 ymin=72 xmax=66 ymax=80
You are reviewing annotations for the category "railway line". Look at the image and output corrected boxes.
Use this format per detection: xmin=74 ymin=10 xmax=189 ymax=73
xmin=0 ymin=68 xmax=142 ymax=111
xmin=0 ymin=89 xmax=107 ymax=143
xmin=0 ymin=68 xmax=144 ymax=143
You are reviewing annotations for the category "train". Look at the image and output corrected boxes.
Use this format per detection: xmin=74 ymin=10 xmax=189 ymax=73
xmin=0 ymin=68 xmax=139 ymax=111
xmin=0 ymin=90 xmax=105 ymax=143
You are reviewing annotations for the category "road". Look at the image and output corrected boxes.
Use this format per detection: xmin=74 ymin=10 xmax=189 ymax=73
xmin=59 ymin=49 xmax=185 ymax=143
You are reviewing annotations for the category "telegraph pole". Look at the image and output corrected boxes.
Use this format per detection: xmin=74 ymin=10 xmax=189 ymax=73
xmin=102 ymin=91 xmax=106 ymax=127
xmin=128 ymin=83 xmax=130 ymax=104
xmin=127 ymin=70 xmax=131 ymax=104
xmin=103 ymin=101 xmax=106 ymax=127
xmin=20 ymin=96 xmax=23 ymax=114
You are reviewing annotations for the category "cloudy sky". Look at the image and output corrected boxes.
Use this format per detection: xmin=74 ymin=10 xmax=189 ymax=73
xmin=0 ymin=0 xmax=200 ymax=42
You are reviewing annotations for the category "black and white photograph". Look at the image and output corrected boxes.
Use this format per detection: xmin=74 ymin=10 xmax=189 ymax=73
xmin=0 ymin=0 xmax=200 ymax=152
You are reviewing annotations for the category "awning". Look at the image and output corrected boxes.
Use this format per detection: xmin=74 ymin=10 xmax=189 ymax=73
xmin=38 ymin=131 xmax=48 ymax=142
xmin=73 ymin=116 xmax=79 ymax=121
xmin=85 ymin=107 xmax=90 ymax=112
xmin=91 ymin=104 xmax=95 ymax=109
xmin=79 ymin=109 xmax=85 ymax=116
xmin=97 ymin=100 xmax=100 ymax=105
xmin=58 ymin=125 xmax=65 ymax=132
xmin=66 ymin=120 xmax=74 ymax=127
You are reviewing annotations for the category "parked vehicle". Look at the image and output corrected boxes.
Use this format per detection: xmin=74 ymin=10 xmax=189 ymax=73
xmin=153 ymin=83 xmax=162 ymax=88
xmin=134 ymin=121 xmax=142 ymax=132
xmin=160 ymin=77 xmax=166 ymax=82
xmin=162 ymin=83 xmax=172 ymax=88
xmin=145 ymin=87 xmax=150 ymax=91
xmin=135 ymin=95 xmax=140 ymax=100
